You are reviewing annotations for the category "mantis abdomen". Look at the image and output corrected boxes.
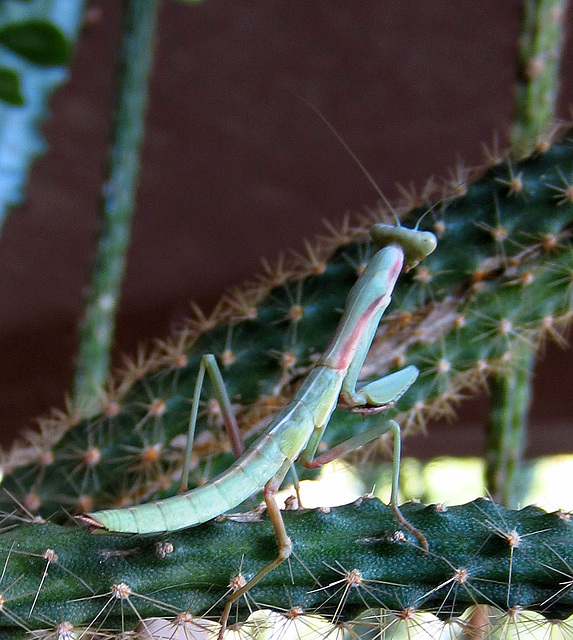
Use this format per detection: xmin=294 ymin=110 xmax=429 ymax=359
xmin=82 ymin=365 xmax=347 ymax=534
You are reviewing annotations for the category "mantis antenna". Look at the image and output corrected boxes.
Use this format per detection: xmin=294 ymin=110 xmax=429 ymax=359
xmin=300 ymin=98 xmax=401 ymax=227
xmin=413 ymin=204 xmax=435 ymax=230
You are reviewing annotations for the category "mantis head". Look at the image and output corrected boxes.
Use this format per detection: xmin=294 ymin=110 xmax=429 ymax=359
xmin=370 ymin=223 xmax=437 ymax=271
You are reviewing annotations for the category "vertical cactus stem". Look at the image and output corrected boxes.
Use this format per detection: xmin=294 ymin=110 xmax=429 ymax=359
xmin=485 ymin=343 xmax=536 ymax=506
xmin=491 ymin=0 xmax=568 ymax=504
xmin=73 ymin=0 xmax=160 ymax=416
xmin=510 ymin=0 xmax=569 ymax=157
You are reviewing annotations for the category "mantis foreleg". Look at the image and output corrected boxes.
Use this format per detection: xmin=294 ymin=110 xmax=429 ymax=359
xmin=299 ymin=366 xmax=419 ymax=466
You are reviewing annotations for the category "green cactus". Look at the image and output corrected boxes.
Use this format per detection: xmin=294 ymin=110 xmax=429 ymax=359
xmin=0 ymin=498 xmax=571 ymax=639
xmin=73 ymin=0 xmax=159 ymax=410
xmin=1 ymin=132 xmax=572 ymax=518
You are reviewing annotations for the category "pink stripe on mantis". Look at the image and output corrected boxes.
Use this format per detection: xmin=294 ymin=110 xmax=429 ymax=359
xmin=329 ymin=246 xmax=404 ymax=371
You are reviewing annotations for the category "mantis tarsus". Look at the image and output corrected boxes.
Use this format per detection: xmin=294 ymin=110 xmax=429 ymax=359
xmin=78 ymin=221 xmax=437 ymax=635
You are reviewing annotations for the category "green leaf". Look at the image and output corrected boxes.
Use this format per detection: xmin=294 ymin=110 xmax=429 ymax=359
xmin=0 ymin=19 xmax=71 ymax=66
xmin=0 ymin=3 xmax=85 ymax=232
xmin=0 ymin=67 xmax=23 ymax=105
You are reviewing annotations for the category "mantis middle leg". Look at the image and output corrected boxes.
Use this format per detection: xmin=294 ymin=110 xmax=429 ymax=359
xmin=299 ymin=366 xmax=429 ymax=552
xmin=302 ymin=416 xmax=428 ymax=552
xmin=308 ymin=418 xmax=427 ymax=550
xmin=180 ymin=353 xmax=303 ymax=502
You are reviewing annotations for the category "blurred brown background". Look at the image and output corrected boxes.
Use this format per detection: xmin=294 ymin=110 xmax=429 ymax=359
xmin=0 ymin=1 xmax=571 ymax=457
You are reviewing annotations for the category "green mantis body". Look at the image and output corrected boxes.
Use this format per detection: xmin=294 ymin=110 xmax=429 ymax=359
xmin=78 ymin=222 xmax=437 ymax=633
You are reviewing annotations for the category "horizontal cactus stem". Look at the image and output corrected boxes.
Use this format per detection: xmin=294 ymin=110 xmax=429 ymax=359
xmin=0 ymin=498 xmax=571 ymax=636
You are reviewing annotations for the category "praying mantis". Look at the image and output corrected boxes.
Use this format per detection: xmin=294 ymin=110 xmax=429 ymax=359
xmin=78 ymin=219 xmax=437 ymax=635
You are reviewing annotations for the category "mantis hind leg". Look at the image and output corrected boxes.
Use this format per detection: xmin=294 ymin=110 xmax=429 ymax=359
xmin=218 ymin=459 xmax=292 ymax=639
xmin=289 ymin=463 xmax=303 ymax=508
xmin=180 ymin=354 xmax=244 ymax=492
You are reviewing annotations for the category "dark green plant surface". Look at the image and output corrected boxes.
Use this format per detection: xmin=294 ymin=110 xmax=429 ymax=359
xmin=0 ymin=1 xmax=84 ymax=228
xmin=0 ymin=498 xmax=571 ymax=637
xmin=1 ymin=131 xmax=573 ymax=518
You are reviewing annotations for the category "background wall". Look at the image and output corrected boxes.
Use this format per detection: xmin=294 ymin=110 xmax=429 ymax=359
xmin=0 ymin=1 xmax=571 ymax=457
